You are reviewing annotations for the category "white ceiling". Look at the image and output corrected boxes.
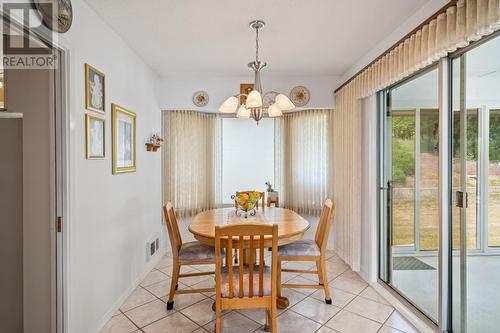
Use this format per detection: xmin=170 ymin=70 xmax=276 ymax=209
xmin=84 ymin=0 xmax=431 ymax=78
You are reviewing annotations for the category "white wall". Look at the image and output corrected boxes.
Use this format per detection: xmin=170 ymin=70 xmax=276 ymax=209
xmin=159 ymin=75 xmax=342 ymax=111
xmin=57 ymin=1 xmax=164 ymax=332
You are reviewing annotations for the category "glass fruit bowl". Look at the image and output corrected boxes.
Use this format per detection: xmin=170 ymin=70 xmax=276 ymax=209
xmin=232 ymin=191 xmax=261 ymax=218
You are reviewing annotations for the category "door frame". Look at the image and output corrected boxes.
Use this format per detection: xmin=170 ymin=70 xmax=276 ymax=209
xmin=2 ymin=14 xmax=72 ymax=333
xmin=377 ymin=62 xmax=446 ymax=330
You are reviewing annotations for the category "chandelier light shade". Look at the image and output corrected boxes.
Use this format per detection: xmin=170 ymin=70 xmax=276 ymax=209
xmin=219 ymin=20 xmax=295 ymax=124
xmin=268 ymin=103 xmax=283 ymax=117
xmin=219 ymin=96 xmax=239 ymax=113
xmin=246 ymin=90 xmax=263 ymax=108
xmin=236 ymin=104 xmax=251 ymax=118
xmin=275 ymin=94 xmax=295 ymax=110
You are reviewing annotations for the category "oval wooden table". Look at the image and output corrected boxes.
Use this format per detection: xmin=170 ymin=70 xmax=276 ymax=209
xmin=189 ymin=207 xmax=310 ymax=309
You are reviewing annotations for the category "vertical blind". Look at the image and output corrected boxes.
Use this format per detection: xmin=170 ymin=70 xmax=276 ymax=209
xmin=333 ymin=0 xmax=500 ymax=269
xmin=275 ymin=109 xmax=333 ymax=216
xmin=162 ymin=111 xmax=222 ymax=217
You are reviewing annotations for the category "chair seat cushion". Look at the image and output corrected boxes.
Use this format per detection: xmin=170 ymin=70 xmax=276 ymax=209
xmin=278 ymin=239 xmax=321 ymax=257
xmin=179 ymin=241 xmax=216 ymax=261
xmin=220 ymin=265 xmax=271 ymax=297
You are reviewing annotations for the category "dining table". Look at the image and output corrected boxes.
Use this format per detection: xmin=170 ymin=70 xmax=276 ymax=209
xmin=188 ymin=206 xmax=310 ymax=309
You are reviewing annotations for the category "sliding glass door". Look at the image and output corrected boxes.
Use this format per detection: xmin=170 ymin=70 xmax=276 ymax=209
xmin=379 ymin=32 xmax=500 ymax=333
xmin=451 ymin=34 xmax=500 ymax=333
xmin=380 ymin=66 xmax=440 ymax=322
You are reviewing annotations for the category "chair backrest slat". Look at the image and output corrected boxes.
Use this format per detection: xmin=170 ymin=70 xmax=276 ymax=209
xmin=163 ymin=202 xmax=183 ymax=258
xmin=259 ymin=235 xmax=264 ymax=297
xmin=248 ymin=235 xmax=254 ymax=298
xmin=215 ymin=224 xmax=277 ymax=301
xmin=238 ymin=236 xmax=244 ymax=298
xmin=314 ymin=199 xmax=336 ymax=250
xmin=227 ymin=236 xmax=234 ymax=298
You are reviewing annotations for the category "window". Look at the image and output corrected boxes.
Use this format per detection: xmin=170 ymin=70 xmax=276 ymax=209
xmin=221 ymin=118 xmax=275 ymax=204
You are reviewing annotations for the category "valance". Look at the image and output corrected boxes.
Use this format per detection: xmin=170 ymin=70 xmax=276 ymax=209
xmin=336 ymin=0 xmax=500 ymax=100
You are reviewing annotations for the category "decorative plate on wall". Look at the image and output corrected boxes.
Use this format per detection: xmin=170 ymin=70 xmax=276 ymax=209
xmin=290 ymin=86 xmax=310 ymax=107
xmin=34 ymin=0 xmax=73 ymax=33
xmin=192 ymin=91 xmax=209 ymax=107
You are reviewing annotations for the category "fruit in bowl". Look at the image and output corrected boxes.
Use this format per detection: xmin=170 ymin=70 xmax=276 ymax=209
xmin=232 ymin=191 xmax=261 ymax=218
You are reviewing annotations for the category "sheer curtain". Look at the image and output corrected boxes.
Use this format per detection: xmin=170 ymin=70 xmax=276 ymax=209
xmin=162 ymin=111 xmax=222 ymax=217
xmin=275 ymin=109 xmax=332 ymax=216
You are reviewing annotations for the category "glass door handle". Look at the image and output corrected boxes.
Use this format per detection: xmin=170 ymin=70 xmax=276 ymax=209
xmin=456 ymin=191 xmax=468 ymax=208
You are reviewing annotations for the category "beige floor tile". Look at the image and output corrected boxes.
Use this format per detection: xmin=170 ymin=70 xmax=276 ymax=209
xmin=316 ymin=326 xmax=341 ymax=333
xmin=112 ymin=310 xmax=121 ymax=317
xmin=331 ymin=277 xmax=368 ymax=294
xmin=124 ymin=299 xmax=172 ymax=328
xmin=142 ymin=312 xmax=198 ymax=333
xmin=280 ymin=271 xmax=300 ymax=283
xmin=190 ymin=277 xmax=216 ymax=297
xmin=275 ymin=310 xmax=322 ymax=332
xmin=204 ymin=311 xmax=260 ymax=333
xmin=100 ymin=313 xmax=137 ymax=333
xmin=358 ymin=286 xmax=391 ymax=305
xmin=325 ymin=310 xmax=381 ymax=333
xmin=337 ymin=269 xmax=364 ymax=282
xmin=310 ymin=287 xmax=357 ymax=308
xmin=385 ymin=311 xmax=419 ymax=333
xmin=237 ymin=308 xmax=268 ymax=325
xmin=280 ymin=288 xmax=309 ymax=308
xmin=143 ymin=278 xmax=173 ymax=298
xmin=290 ymin=297 xmax=341 ymax=324
xmin=120 ymin=287 xmax=157 ymax=312
xmin=282 ymin=261 xmax=314 ymax=270
xmin=180 ymin=297 xmax=217 ymax=326
xmin=300 ymin=272 xmax=321 ymax=284
xmin=140 ymin=270 xmax=169 ymax=287
xmin=160 ymin=291 xmax=207 ymax=311
xmin=155 ymin=256 xmax=173 ymax=270
xmin=158 ymin=264 xmax=198 ymax=276
xmin=324 ymin=262 xmax=349 ymax=279
xmin=344 ymin=296 xmax=394 ymax=323
xmin=191 ymin=328 xmax=209 ymax=333
xmin=191 ymin=264 xmax=216 ymax=272
xmin=285 ymin=275 xmax=321 ymax=296
xmin=180 ymin=274 xmax=212 ymax=286
xmin=378 ymin=326 xmax=406 ymax=333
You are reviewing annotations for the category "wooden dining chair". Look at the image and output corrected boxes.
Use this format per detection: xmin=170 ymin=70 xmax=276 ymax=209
xmin=277 ymin=199 xmax=336 ymax=304
xmin=234 ymin=191 xmax=265 ymax=209
xmin=163 ymin=202 xmax=216 ymax=310
xmin=214 ymin=223 xmax=278 ymax=333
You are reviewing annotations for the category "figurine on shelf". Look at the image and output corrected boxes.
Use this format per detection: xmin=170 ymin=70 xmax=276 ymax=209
xmin=265 ymin=181 xmax=279 ymax=207
xmin=146 ymin=133 xmax=164 ymax=152
xmin=265 ymin=181 xmax=274 ymax=192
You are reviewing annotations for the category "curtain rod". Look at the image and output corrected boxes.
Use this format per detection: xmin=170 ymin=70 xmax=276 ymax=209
xmin=334 ymin=0 xmax=458 ymax=94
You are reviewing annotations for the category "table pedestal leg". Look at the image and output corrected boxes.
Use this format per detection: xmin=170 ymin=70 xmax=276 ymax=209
xmin=277 ymin=296 xmax=289 ymax=309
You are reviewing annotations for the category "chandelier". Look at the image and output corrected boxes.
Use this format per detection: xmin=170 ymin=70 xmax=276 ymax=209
xmin=218 ymin=20 xmax=295 ymax=124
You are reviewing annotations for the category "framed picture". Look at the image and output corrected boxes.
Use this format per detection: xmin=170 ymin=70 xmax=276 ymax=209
xmin=85 ymin=114 xmax=105 ymax=159
xmin=112 ymin=104 xmax=136 ymax=174
xmin=239 ymin=83 xmax=254 ymax=105
xmin=85 ymin=64 xmax=105 ymax=113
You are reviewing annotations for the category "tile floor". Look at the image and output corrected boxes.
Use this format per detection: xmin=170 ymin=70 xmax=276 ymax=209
xmin=101 ymin=251 xmax=420 ymax=333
